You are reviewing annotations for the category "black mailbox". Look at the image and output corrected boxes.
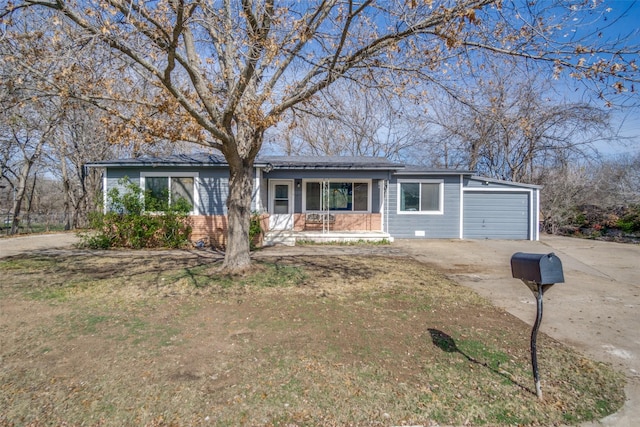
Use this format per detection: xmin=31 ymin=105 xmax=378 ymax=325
xmin=511 ymin=252 xmax=564 ymax=285
xmin=511 ymin=251 xmax=565 ymax=400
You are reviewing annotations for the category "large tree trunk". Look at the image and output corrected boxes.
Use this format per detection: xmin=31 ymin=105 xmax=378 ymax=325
xmin=223 ymin=157 xmax=255 ymax=271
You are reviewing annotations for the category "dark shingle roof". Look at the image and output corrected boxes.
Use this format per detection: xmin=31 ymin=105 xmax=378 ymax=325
xmin=85 ymin=153 xmax=228 ymax=167
xmin=86 ymin=153 xmax=481 ymax=175
xmin=259 ymin=156 xmax=404 ymax=170
xmin=395 ymin=165 xmax=475 ymax=175
xmin=86 ymin=154 xmax=405 ymax=170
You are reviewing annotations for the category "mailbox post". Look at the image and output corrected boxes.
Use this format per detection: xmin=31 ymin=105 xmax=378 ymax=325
xmin=511 ymin=252 xmax=564 ymax=400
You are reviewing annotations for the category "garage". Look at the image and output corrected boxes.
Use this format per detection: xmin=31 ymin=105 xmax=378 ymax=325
xmin=463 ymin=191 xmax=531 ymax=239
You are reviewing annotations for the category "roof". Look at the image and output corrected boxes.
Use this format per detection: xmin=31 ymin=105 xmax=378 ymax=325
xmin=469 ymin=175 xmax=542 ymax=189
xmin=86 ymin=153 xmax=487 ymax=176
xmin=84 ymin=154 xmax=540 ymax=188
xmin=84 ymin=153 xmax=229 ymax=168
xmin=395 ymin=164 xmax=476 ymax=176
xmin=260 ymin=156 xmax=404 ymax=170
xmin=86 ymin=153 xmax=405 ymax=170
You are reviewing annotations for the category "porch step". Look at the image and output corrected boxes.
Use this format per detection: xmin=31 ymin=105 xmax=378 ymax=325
xmin=263 ymin=231 xmax=297 ymax=247
xmin=263 ymin=230 xmax=391 ymax=247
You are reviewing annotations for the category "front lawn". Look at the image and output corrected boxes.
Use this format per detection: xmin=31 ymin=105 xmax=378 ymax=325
xmin=0 ymin=250 xmax=624 ymax=426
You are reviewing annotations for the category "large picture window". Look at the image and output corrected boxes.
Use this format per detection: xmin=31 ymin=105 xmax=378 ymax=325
xmin=304 ymin=181 xmax=370 ymax=212
xmin=141 ymin=173 xmax=197 ymax=213
xmin=398 ymin=180 xmax=443 ymax=214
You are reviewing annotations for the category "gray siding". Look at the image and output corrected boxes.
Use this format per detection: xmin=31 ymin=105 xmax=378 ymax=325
xmin=463 ymin=191 xmax=530 ymax=239
xmin=199 ymin=168 xmax=230 ymax=215
xmin=105 ymin=168 xmax=141 ymax=209
xmin=371 ymin=179 xmax=381 ymax=213
xmin=106 ymin=168 xmax=141 ymax=188
xmin=387 ymin=174 xmax=462 ymax=238
xmin=105 ymin=166 xmax=254 ymax=215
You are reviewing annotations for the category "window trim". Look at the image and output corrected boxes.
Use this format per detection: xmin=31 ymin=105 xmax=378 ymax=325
xmin=140 ymin=171 xmax=200 ymax=215
xmin=397 ymin=179 xmax=444 ymax=215
xmin=302 ymin=179 xmax=372 ymax=213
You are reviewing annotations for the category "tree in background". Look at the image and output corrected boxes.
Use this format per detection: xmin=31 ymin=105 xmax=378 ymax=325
xmin=539 ymin=152 xmax=640 ymax=237
xmin=0 ymin=92 xmax=56 ymax=234
xmin=3 ymin=1 xmax=638 ymax=270
xmin=0 ymin=11 xmax=196 ymax=233
xmin=270 ymin=83 xmax=426 ymax=160
xmin=422 ymin=64 xmax=614 ymax=181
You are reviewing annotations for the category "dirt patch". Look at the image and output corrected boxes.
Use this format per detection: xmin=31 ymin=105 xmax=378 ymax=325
xmin=0 ymin=251 xmax=625 ymax=426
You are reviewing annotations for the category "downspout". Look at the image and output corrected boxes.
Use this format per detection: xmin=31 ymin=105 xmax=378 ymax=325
xmin=255 ymin=167 xmax=262 ymax=213
xmin=459 ymin=174 xmax=464 ymax=239
xmin=385 ymin=174 xmax=390 ymax=235
xmin=535 ymin=188 xmax=540 ymax=241
xmin=323 ymin=179 xmax=329 ymax=234
xmin=102 ymin=172 xmax=108 ymax=214
xmin=379 ymin=179 xmax=385 ymax=234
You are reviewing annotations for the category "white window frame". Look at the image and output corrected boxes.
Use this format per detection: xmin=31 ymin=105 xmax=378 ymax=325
xmin=397 ymin=179 xmax=444 ymax=215
xmin=302 ymin=179 xmax=372 ymax=213
xmin=140 ymin=171 xmax=200 ymax=215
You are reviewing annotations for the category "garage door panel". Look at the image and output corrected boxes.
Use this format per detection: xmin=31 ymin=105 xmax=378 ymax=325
xmin=464 ymin=192 xmax=529 ymax=239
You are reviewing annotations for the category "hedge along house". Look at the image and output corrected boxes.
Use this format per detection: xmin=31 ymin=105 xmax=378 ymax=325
xmin=86 ymin=153 xmax=541 ymax=246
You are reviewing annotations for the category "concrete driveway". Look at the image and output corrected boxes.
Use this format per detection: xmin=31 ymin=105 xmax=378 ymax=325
xmin=396 ymin=236 xmax=640 ymax=427
xmin=0 ymin=232 xmax=81 ymax=258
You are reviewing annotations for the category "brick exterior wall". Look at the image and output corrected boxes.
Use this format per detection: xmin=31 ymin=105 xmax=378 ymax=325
xmin=189 ymin=214 xmax=269 ymax=248
xmin=190 ymin=213 xmax=380 ymax=247
xmin=292 ymin=213 xmax=381 ymax=231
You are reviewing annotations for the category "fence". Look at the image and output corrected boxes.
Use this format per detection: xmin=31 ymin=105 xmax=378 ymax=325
xmin=2 ymin=212 xmax=70 ymax=236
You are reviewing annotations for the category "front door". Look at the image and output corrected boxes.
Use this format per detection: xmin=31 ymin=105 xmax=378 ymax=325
xmin=269 ymin=180 xmax=294 ymax=230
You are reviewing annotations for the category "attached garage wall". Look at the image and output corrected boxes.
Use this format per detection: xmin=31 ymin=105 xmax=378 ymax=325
xmin=463 ymin=191 xmax=531 ymax=239
xmin=386 ymin=174 xmax=462 ymax=238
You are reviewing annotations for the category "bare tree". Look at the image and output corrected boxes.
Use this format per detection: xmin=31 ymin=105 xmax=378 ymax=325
xmin=592 ymin=152 xmax=640 ymax=206
xmin=272 ymin=83 xmax=426 ymax=160
xmin=44 ymin=104 xmax=112 ymax=229
xmin=0 ymin=11 xmax=195 ymax=232
xmin=425 ymin=65 xmax=613 ymax=181
xmin=0 ymin=102 xmax=55 ymax=234
xmin=539 ymin=151 xmax=640 ymax=234
xmin=4 ymin=0 xmax=639 ymax=270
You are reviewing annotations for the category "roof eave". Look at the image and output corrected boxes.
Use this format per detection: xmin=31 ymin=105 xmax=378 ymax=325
xmin=267 ymin=165 xmax=404 ymax=171
xmin=393 ymin=169 xmax=475 ymax=176
xmin=469 ymin=175 xmax=542 ymax=189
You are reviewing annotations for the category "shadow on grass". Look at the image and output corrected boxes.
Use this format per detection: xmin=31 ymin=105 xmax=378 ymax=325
xmin=428 ymin=328 xmax=533 ymax=395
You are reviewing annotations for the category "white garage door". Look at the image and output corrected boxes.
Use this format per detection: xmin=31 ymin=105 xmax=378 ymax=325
xmin=463 ymin=192 xmax=530 ymax=239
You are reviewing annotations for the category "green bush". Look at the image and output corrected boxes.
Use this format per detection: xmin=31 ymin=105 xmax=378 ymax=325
xmin=617 ymin=206 xmax=640 ymax=234
xmin=82 ymin=178 xmax=192 ymax=249
xmin=249 ymin=212 xmax=263 ymax=250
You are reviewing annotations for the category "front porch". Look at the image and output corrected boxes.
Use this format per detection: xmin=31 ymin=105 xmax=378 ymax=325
xmin=263 ymin=230 xmax=392 ymax=247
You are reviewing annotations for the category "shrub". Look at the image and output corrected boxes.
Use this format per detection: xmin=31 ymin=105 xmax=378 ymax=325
xmin=617 ymin=206 xmax=640 ymax=234
xmin=82 ymin=178 xmax=192 ymax=249
xmin=249 ymin=212 xmax=263 ymax=250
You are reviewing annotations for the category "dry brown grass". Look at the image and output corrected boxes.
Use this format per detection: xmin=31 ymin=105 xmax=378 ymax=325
xmin=0 ymin=250 xmax=624 ymax=426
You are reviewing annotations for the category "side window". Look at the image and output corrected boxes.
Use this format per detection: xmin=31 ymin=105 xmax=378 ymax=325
xmin=171 ymin=177 xmax=194 ymax=208
xmin=143 ymin=175 xmax=196 ymax=212
xmin=145 ymin=177 xmax=170 ymax=211
xmin=399 ymin=181 xmax=442 ymax=214
xmin=420 ymin=183 xmax=440 ymax=211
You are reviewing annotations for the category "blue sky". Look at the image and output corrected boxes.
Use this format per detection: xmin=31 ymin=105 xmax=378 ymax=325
xmin=602 ymin=1 xmax=640 ymax=155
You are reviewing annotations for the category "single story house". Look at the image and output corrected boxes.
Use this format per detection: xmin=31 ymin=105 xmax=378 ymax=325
xmin=86 ymin=153 xmax=541 ymax=245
